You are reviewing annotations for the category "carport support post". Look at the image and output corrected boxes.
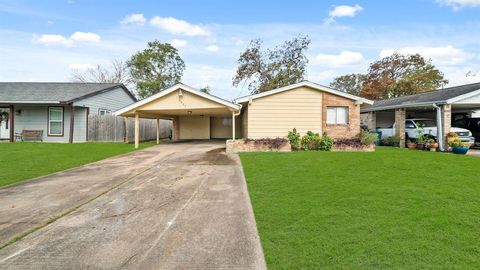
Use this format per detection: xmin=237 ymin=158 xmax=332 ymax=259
xmin=395 ymin=108 xmax=406 ymax=148
xmin=442 ymin=104 xmax=451 ymax=147
xmin=134 ymin=113 xmax=139 ymax=149
xmin=232 ymin=111 xmax=236 ymax=140
xmin=156 ymin=118 xmax=160 ymax=144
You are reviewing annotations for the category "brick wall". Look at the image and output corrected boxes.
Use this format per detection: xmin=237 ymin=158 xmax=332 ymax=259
xmin=322 ymin=92 xmax=361 ymax=139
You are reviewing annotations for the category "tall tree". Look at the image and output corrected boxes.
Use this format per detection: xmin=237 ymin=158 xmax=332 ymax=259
xmin=127 ymin=40 xmax=185 ymax=98
xmin=233 ymin=35 xmax=311 ymax=94
xmin=329 ymin=73 xmax=365 ymax=96
xmin=71 ymin=59 xmax=132 ymax=85
xmin=361 ymin=53 xmax=448 ymax=100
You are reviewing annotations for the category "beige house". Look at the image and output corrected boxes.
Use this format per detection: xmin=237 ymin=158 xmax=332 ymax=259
xmin=115 ymin=81 xmax=372 ymax=148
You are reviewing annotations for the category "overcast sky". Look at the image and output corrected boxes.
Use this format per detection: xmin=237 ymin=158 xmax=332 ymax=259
xmin=1 ymin=0 xmax=480 ymax=99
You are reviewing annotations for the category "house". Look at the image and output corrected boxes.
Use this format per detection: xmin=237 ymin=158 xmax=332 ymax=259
xmin=361 ymin=82 xmax=480 ymax=148
xmin=0 ymin=82 xmax=137 ymax=143
xmin=114 ymin=81 xmax=373 ymax=148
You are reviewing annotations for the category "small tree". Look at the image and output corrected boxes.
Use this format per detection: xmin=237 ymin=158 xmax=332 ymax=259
xmin=233 ymin=35 xmax=311 ymax=94
xmin=127 ymin=40 xmax=185 ymax=98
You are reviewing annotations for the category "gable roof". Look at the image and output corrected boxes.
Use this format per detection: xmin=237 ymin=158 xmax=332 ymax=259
xmin=361 ymin=82 xmax=480 ymax=112
xmin=234 ymin=81 xmax=373 ymax=105
xmin=114 ymin=83 xmax=241 ymax=116
xmin=0 ymin=82 xmax=136 ymax=104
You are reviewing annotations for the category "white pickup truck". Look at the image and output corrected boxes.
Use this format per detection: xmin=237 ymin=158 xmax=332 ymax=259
xmin=377 ymin=118 xmax=475 ymax=144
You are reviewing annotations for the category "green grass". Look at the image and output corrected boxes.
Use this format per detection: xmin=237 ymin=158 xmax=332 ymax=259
xmin=0 ymin=141 xmax=156 ymax=187
xmin=240 ymin=147 xmax=480 ymax=269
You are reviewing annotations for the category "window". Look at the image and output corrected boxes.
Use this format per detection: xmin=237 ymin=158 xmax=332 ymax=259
xmin=48 ymin=107 xmax=64 ymax=136
xmin=98 ymin=109 xmax=112 ymax=116
xmin=326 ymin=107 xmax=348 ymax=124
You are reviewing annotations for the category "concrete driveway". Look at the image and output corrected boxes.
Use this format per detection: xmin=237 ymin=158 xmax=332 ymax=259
xmin=0 ymin=141 xmax=266 ymax=269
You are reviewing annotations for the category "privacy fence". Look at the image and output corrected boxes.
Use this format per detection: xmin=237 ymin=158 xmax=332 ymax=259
xmin=87 ymin=115 xmax=172 ymax=143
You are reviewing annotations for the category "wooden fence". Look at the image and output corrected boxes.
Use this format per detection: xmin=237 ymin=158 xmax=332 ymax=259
xmin=87 ymin=115 xmax=171 ymax=143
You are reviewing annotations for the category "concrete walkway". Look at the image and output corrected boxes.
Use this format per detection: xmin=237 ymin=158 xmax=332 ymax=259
xmin=0 ymin=141 xmax=266 ymax=269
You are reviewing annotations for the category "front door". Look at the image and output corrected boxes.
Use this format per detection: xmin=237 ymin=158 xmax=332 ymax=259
xmin=0 ymin=108 xmax=10 ymax=139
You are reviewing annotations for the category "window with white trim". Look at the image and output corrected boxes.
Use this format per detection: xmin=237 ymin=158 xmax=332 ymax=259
xmin=98 ymin=109 xmax=112 ymax=116
xmin=326 ymin=107 xmax=349 ymax=124
xmin=48 ymin=107 xmax=64 ymax=136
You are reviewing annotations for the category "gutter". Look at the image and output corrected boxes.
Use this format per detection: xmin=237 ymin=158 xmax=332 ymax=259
xmin=361 ymin=101 xmax=448 ymax=113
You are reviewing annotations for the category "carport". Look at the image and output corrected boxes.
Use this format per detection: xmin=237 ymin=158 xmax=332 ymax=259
xmin=361 ymin=82 xmax=480 ymax=149
xmin=115 ymin=84 xmax=242 ymax=148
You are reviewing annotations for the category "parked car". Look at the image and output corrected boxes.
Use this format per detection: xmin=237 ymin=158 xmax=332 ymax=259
xmin=377 ymin=118 xmax=475 ymax=144
xmin=452 ymin=117 xmax=480 ymax=147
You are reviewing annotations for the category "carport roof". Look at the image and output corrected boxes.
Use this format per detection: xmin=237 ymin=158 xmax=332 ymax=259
xmin=362 ymin=82 xmax=480 ymax=112
xmin=114 ymin=83 xmax=241 ymax=116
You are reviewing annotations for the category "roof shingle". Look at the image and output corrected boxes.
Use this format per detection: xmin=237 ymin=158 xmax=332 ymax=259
xmin=363 ymin=82 xmax=480 ymax=111
xmin=0 ymin=82 xmax=127 ymax=103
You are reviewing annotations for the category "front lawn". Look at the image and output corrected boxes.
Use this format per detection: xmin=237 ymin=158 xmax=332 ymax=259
xmin=0 ymin=141 xmax=156 ymax=187
xmin=240 ymin=147 xmax=480 ymax=269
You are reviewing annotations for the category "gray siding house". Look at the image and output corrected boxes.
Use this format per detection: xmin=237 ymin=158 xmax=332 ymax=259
xmin=0 ymin=82 xmax=136 ymax=143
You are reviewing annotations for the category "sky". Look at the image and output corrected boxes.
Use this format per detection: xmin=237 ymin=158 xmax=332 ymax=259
xmin=1 ymin=0 xmax=480 ymax=100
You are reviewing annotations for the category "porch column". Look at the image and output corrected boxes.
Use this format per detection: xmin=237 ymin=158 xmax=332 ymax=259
xmin=172 ymin=116 xmax=180 ymax=141
xmin=156 ymin=118 xmax=160 ymax=144
xmin=9 ymin=105 xmax=14 ymax=142
xmin=232 ymin=111 xmax=236 ymax=140
xmin=134 ymin=113 xmax=140 ymax=149
xmin=69 ymin=105 xmax=75 ymax=143
xmin=367 ymin=112 xmax=376 ymax=131
xmin=395 ymin=108 xmax=406 ymax=148
xmin=442 ymin=104 xmax=451 ymax=147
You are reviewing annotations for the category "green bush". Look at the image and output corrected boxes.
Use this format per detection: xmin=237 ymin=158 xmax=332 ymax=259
xmin=319 ymin=132 xmax=333 ymax=151
xmin=287 ymin=128 xmax=301 ymax=150
xmin=300 ymin=131 xmax=320 ymax=150
xmin=382 ymin=136 xmax=400 ymax=147
xmin=360 ymin=130 xmax=378 ymax=145
xmin=299 ymin=131 xmax=333 ymax=151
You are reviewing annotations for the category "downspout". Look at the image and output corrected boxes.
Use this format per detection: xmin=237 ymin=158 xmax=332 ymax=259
xmin=433 ymin=103 xmax=445 ymax=152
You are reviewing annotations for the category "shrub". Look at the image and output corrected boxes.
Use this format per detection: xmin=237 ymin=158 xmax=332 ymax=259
xmin=319 ymin=132 xmax=333 ymax=151
xmin=300 ymin=131 xmax=321 ymax=150
xmin=334 ymin=138 xmax=362 ymax=147
xmin=299 ymin=131 xmax=333 ymax=151
xmin=287 ymin=128 xmax=301 ymax=150
xmin=360 ymin=130 xmax=378 ymax=145
xmin=245 ymin=138 xmax=288 ymax=149
xmin=381 ymin=136 xmax=400 ymax=147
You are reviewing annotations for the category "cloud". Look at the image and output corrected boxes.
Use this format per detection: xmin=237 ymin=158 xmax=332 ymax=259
xmin=380 ymin=45 xmax=475 ymax=65
xmin=121 ymin=13 xmax=146 ymax=25
xmin=325 ymin=4 xmax=363 ymax=24
xmin=70 ymin=32 xmax=100 ymax=43
xmin=150 ymin=16 xmax=210 ymax=36
xmin=436 ymin=0 xmax=480 ymax=10
xmin=33 ymin=31 xmax=101 ymax=46
xmin=205 ymin=44 xmax=219 ymax=52
xmin=33 ymin=34 xmax=72 ymax=46
xmin=68 ymin=63 xmax=95 ymax=70
xmin=170 ymin=39 xmax=187 ymax=48
xmin=314 ymin=51 xmax=365 ymax=66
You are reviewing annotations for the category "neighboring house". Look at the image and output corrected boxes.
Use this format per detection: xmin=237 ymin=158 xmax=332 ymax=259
xmin=0 ymin=82 xmax=136 ymax=142
xmin=115 ymin=81 xmax=373 ymax=148
xmin=361 ymin=82 xmax=480 ymax=148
